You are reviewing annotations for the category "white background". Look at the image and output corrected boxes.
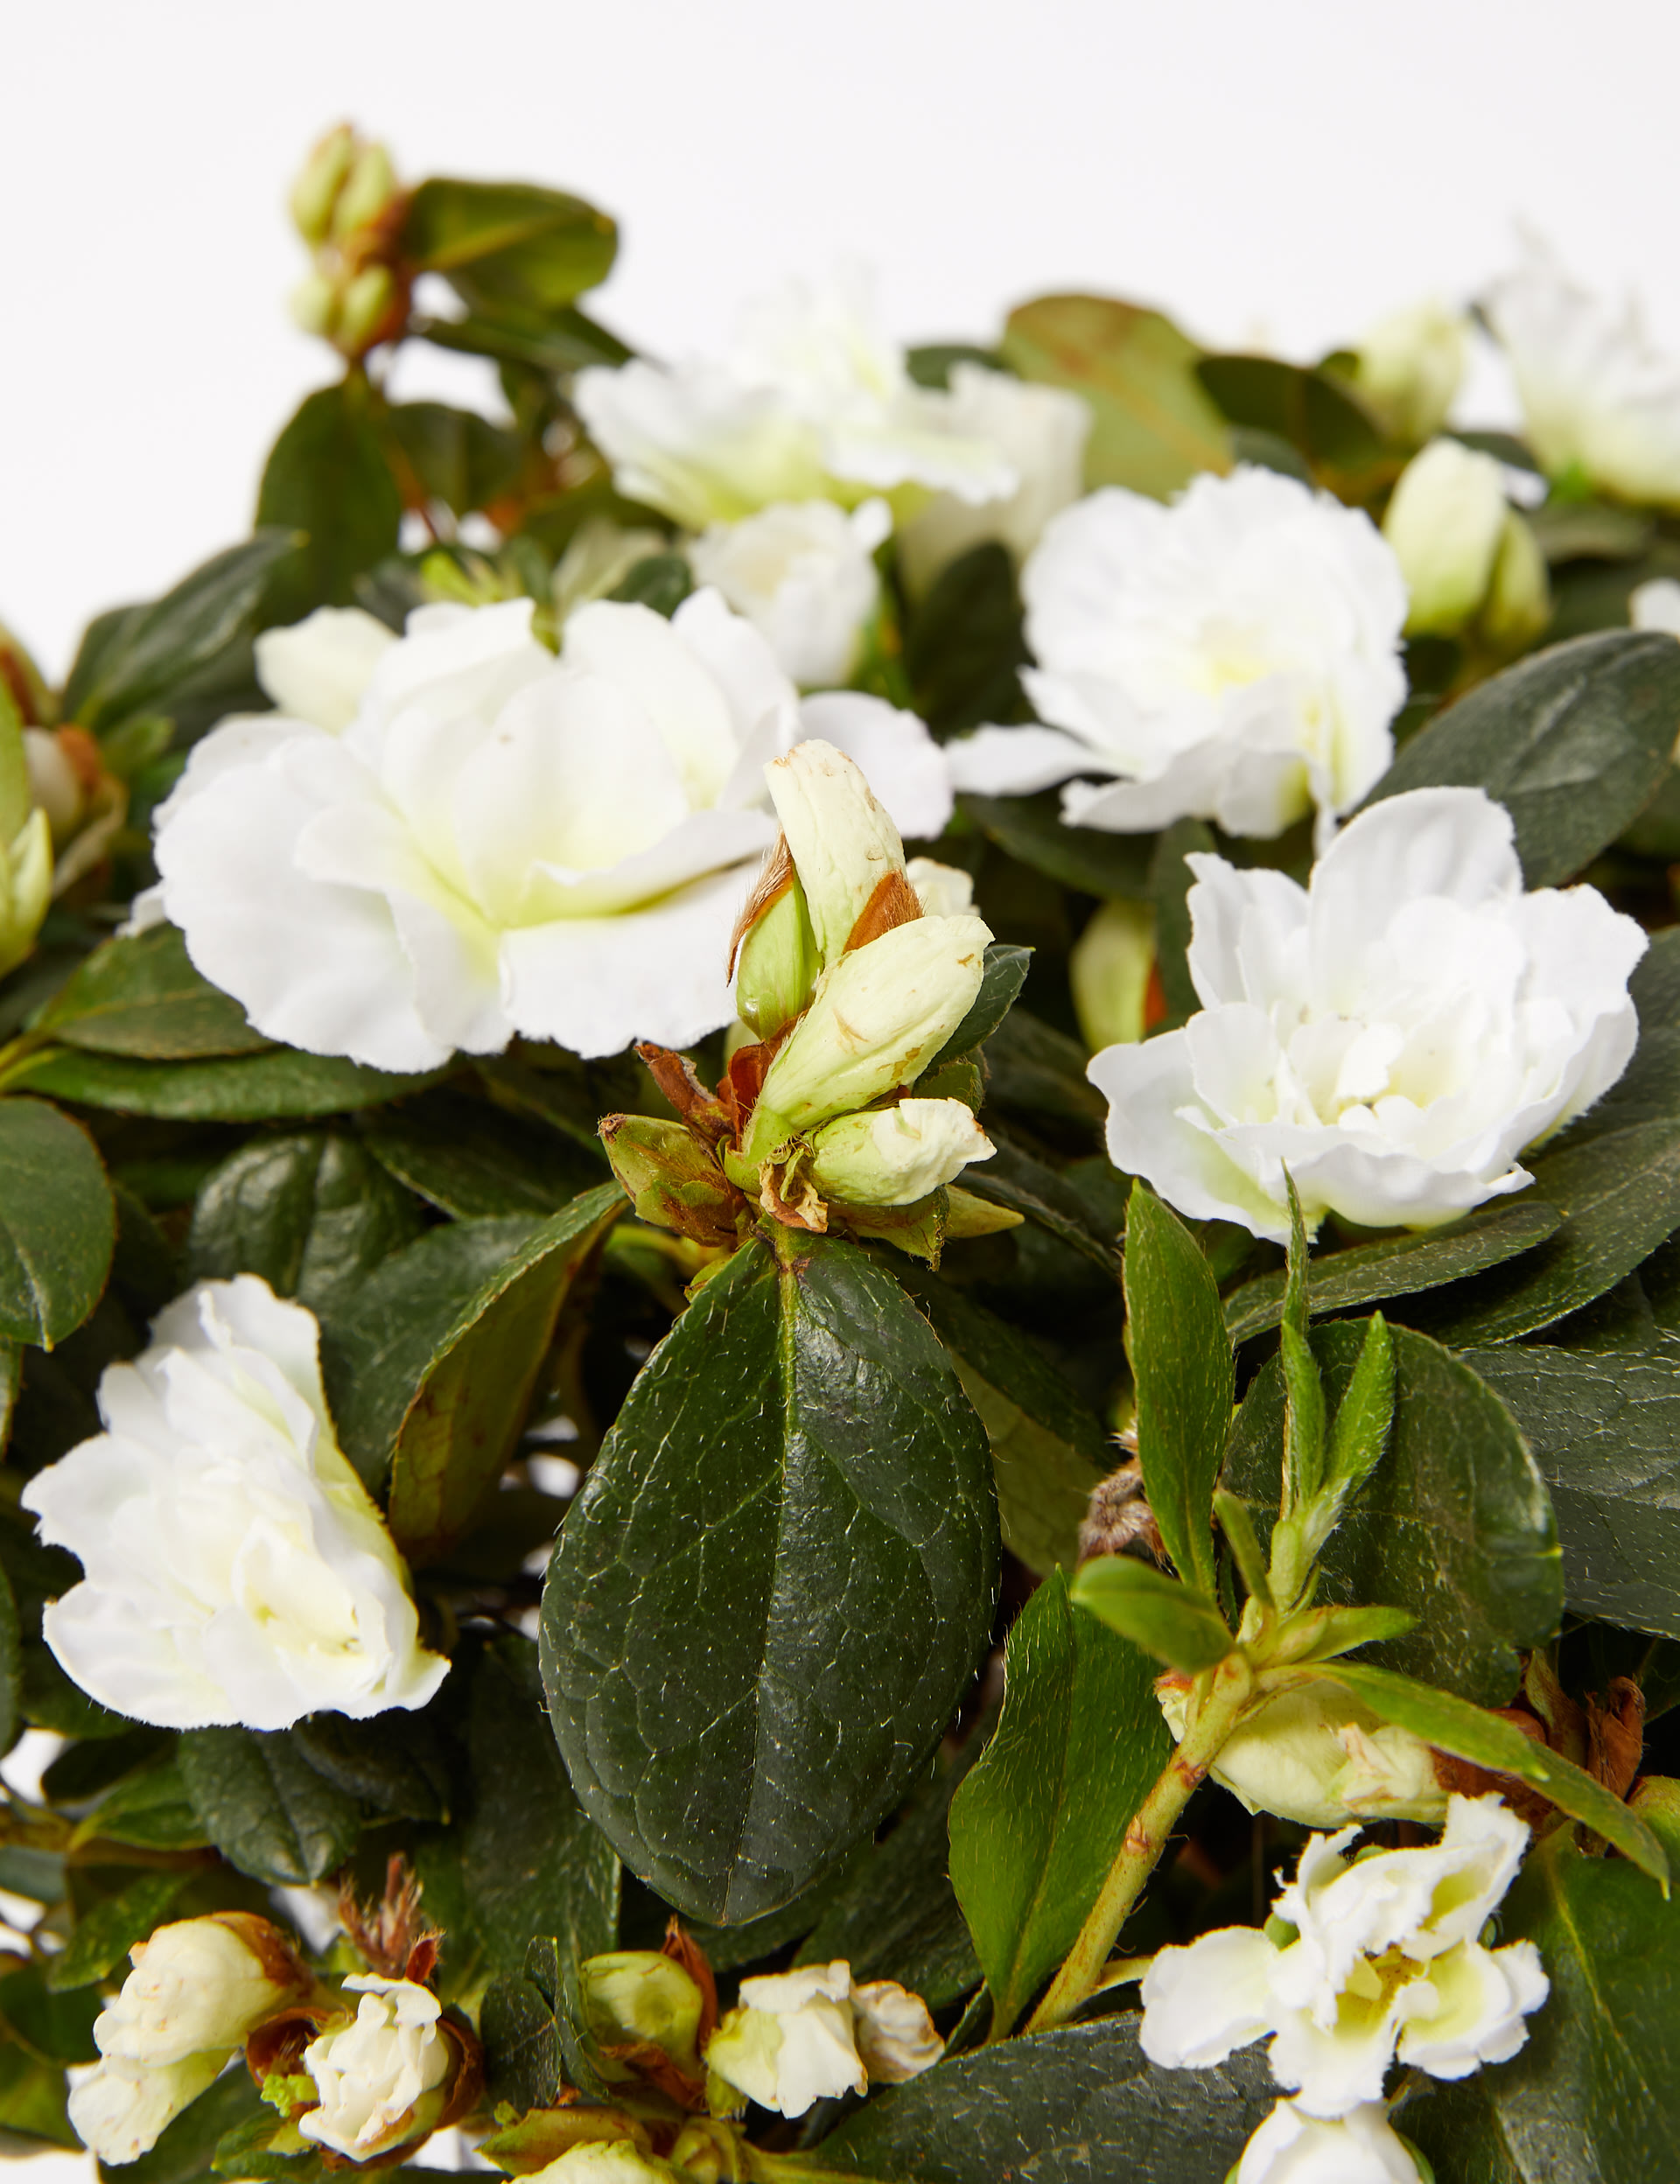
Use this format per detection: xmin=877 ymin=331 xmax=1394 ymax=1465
xmin=4 ymin=0 xmax=1678 ymax=682
xmin=0 ymin=0 xmax=1676 ymax=2166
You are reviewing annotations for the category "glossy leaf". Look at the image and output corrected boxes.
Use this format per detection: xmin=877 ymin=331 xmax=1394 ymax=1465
xmin=950 ymin=1572 xmax=1170 ymax=2034
xmin=1196 ymin=354 xmax=1387 ymax=472
xmin=188 ymin=1130 xmax=422 ymax=1318
xmin=11 ymin=1043 xmax=438 ymax=1121
xmin=331 ymin=1186 xmax=622 ymax=1561
xmin=1466 ymin=1334 xmax=1680 ymax=1642
xmin=33 ymin=925 xmax=270 ymax=1060
xmin=928 ymin=944 xmax=1033 ymax=1070
xmin=360 ymin=1089 xmax=605 ymax=1218
xmin=177 ymin=1727 xmax=360 ymax=1885
xmin=1001 ymin=294 xmax=1232 ymax=499
xmin=1312 ymin=1661 xmax=1667 ymax=1881
xmin=60 ymin=533 xmax=298 ymax=733
xmin=958 ymin=789 xmax=1155 ymax=898
xmin=1224 ymin=1322 xmax=1561 ymax=1704
xmin=255 ymin=380 xmax=404 ymax=626
xmin=814 ymin=2012 xmax=1273 ymax=2183
xmin=0 ymin=1097 xmax=116 ymax=1348
xmin=896 ymin=1269 xmax=1107 ymax=1576
xmin=1223 ymin=1198 xmax=1564 ymax=1341
xmin=1400 ymin=1813 xmax=1680 ymax=2184
xmin=1365 ymin=630 xmax=1680 ymax=886
xmin=1124 ymin=1182 xmax=1232 ymax=1594
xmin=404 ymin=178 xmax=618 ymax=315
xmin=542 ymin=1233 xmax=999 ymax=1923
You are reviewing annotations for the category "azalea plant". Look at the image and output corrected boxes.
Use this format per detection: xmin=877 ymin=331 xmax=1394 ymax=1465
xmin=2 ymin=127 xmax=1680 ymax=2184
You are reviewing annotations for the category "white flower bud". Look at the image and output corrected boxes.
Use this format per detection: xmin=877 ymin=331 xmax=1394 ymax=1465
xmin=744 ymin=914 xmax=991 ymax=1165
xmin=525 ymin=2141 xmax=680 ymax=2182
xmin=579 ymin=1952 xmax=705 ymax=2080
xmin=808 ymin=1098 xmax=994 ymax=1208
xmin=1353 ymin=298 xmax=1468 ymax=445
xmin=1479 ymin=509 xmax=1550 ymax=654
xmin=1070 ymin=897 xmax=1154 ymax=1052
xmin=290 ymin=125 xmax=357 ymax=246
xmin=905 ymin=857 xmax=975 ymax=919
xmin=22 ymin=727 xmax=85 ymax=843
xmin=332 ymin=142 xmax=397 ymax=241
xmin=298 ymin=1978 xmax=452 ymax=2160
xmin=255 ymin=607 xmax=396 ymax=734
xmin=0 ymin=805 xmax=52 ymax=980
xmin=765 ymin=739 xmax=907 ymax=965
xmin=704 ymin=1963 xmax=939 ymax=2118
xmin=688 ymin=499 xmax=889 ymax=688
xmin=1157 ymin=1676 xmax=1447 ymax=1830
xmin=1236 ymin=2100 xmax=1426 ymax=2183
xmin=289 ymin=271 xmax=340 ymax=342
xmin=850 ymin=1979 xmax=943 ymax=2084
xmin=1383 ymin=439 xmax=1508 ymax=637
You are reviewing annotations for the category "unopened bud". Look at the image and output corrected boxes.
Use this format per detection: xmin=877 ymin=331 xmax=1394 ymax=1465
xmin=290 ymin=271 xmax=340 ymax=342
xmin=23 ymin=727 xmax=85 ymax=843
xmin=1070 ymin=897 xmax=1155 ymax=1052
xmin=0 ymin=808 xmax=52 ymax=980
xmin=1480 ymin=508 xmax=1550 ymax=654
xmin=290 ymin=125 xmax=357 ymax=246
xmin=579 ymin=1952 xmax=705 ymax=2082
xmin=600 ymin=1115 xmax=740 ymax=1245
xmin=1384 ymin=439 xmax=1508 ymax=638
xmin=332 ymin=142 xmax=398 ymax=241
xmin=1158 ymin=1674 xmax=1447 ymax=1830
xmin=808 ymin=1098 xmax=994 ymax=1208
xmin=742 ymin=914 xmax=991 ymax=1166
xmin=766 ymin=740 xmax=907 ymax=964
xmin=525 ymin=2145 xmax=680 ymax=2182
xmin=1353 ymin=298 xmax=1468 ymax=445
xmin=338 ymin=264 xmax=399 ymax=357
xmin=735 ymin=865 xmax=819 ymax=1039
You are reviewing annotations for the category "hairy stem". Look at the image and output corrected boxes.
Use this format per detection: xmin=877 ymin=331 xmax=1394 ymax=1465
xmin=1026 ymin=1648 xmax=1254 ymax=2034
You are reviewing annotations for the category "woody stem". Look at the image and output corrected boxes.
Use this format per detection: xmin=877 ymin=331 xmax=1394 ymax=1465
xmin=1024 ymin=1648 xmax=1254 ymax=2035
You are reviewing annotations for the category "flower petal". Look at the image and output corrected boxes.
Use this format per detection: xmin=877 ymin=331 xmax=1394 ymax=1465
xmin=1138 ymin=1927 xmax=1279 ymax=2070
xmin=799 ymin=690 xmax=954 ymax=841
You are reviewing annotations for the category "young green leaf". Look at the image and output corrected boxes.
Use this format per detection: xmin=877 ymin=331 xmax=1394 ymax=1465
xmin=1311 ymin=1659 xmax=1668 ymax=1884
xmin=1068 ymin=1557 xmax=1234 ymax=1671
xmin=1123 ymin=1180 xmax=1234 ymax=1594
xmin=1322 ymin=1310 xmax=1396 ymax=1505
xmin=1212 ymin=1488 xmax=1274 ymax=1612
xmin=948 ymin=1572 xmax=1169 ymax=2036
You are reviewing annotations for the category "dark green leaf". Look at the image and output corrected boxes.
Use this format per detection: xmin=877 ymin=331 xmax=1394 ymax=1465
xmin=1312 ymin=1661 xmax=1666 ymax=1880
xmin=34 ymin=927 xmax=270 ymax=1060
xmin=1197 ymin=354 xmax=1386 ymax=471
xmin=61 ymin=535 xmax=298 ymax=733
xmin=1222 ymin=1199 xmax=1564 ymax=1342
xmin=13 ymin=1044 xmax=439 ymax=1120
xmin=334 ymin=1186 xmax=622 ymax=1561
xmin=188 ymin=1130 xmax=422 ymax=1319
xmin=960 ymin=789 xmax=1156 ymax=899
xmin=452 ymin=1635 xmax=619 ymax=1978
xmin=1365 ymin=631 xmax=1680 ymax=886
xmin=950 ymin=1572 xmax=1170 ymax=2034
xmin=903 ymin=543 xmax=1028 ymax=738
xmin=110 ymin=2066 xmax=264 ymax=2184
xmin=0 ymin=2041 xmax=74 ymax=2147
xmin=416 ymin=304 xmax=632 ymax=376
xmin=0 ymin=1097 xmax=116 ymax=1348
xmin=1000 ymin=295 xmax=1231 ymax=498
xmin=480 ymin=1973 xmax=563 ymax=2113
xmin=1124 ymin=1182 xmax=1231 ymax=1593
xmin=0 ymin=1960 xmax=101 ymax=2062
xmin=361 ymin=1091 xmax=604 ymax=1219
xmin=0 ymin=1340 xmax=18 ymax=1459
xmin=895 ymin=1270 xmax=1107 ymax=1576
xmin=928 ymin=944 xmax=1032 ymax=1070
xmin=977 ymin=1011 xmax=1106 ymax=1140
xmin=178 ymin=1727 xmax=360 ymax=1886
xmin=606 ymin=553 xmax=692 ymax=617
xmin=542 ymin=1233 xmax=998 ymax=1923
xmin=74 ymin=1754 xmax=207 ymax=1852
xmin=404 ymin=179 xmax=617 ymax=315
xmin=0 ymin=1559 xmax=20 ymax=1759
xmin=46 ymin=1872 xmax=191 ymax=1992
xmin=383 ymin=401 xmax=521 ymax=517
xmin=1400 ymin=1804 xmax=1680 ymax=2184
xmin=1069 ymin=1556 xmax=1235 ymax=1670
xmin=256 ymin=381 xmax=404 ymax=627
xmin=1224 ymin=1323 xmax=1561 ymax=1703
xmin=110 ymin=1183 xmax=183 ymax=1318
xmin=1466 ymin=1335 xmax=1680 ymax=1642
xmin=814 ymin=2012 xmax=1273 ymax=2183
xmin=289 ymin=1711 xmax=450 ymax=1823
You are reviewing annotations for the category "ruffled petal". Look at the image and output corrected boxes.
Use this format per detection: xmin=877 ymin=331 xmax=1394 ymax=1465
xmin=1138 ymin=1927 xmax=1280 ymax=2069
xmin=942 ymin=724 xmax=1100 ymax=796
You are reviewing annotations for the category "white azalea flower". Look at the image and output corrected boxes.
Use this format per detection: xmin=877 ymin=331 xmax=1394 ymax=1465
xmin=299 ymin=1977 xmax=451 ymax=2160
xmin=1351 ymin=298 xmax=1468 ymax=446
xmin=946 ymin=467 xmax=1407 ymax=848
xmin=1485 ymin=237 xmax=1680 ymax=506
xmin=1630 ymin=577 xmax=1680 ymax=634
xmin=1236 ymin=2100 xmax=1425 ymax=2184
xmin=1140 ymin=1794 xmax=1548 ymax=2118
xmin=576 ymin=270 xmax=1016 ymax=530
xmin=70 ymin=1914 xmax=307 ymax=2163
xmin=1088 ymin=786 xmax=1645 ymax=1242
xmin=905 ymin=856 xmax=976 ymax=918
xmin=150 ymin=591 xmax=952 ymax=1068
xmin=897 ymin=364 xmax=1091 ymax=592
xmin=1383 ymin=439 xmax=1509 ymax=636
xmin=688 ymin=498 xmax=891 ymax=687
xmin=22 ymin=1276 xmax=448 ymax=1732
xmin=253 ymin=606 xmax=397 ymax=732
xmin=704 ymin=1961 xmax=939 ymax=2119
